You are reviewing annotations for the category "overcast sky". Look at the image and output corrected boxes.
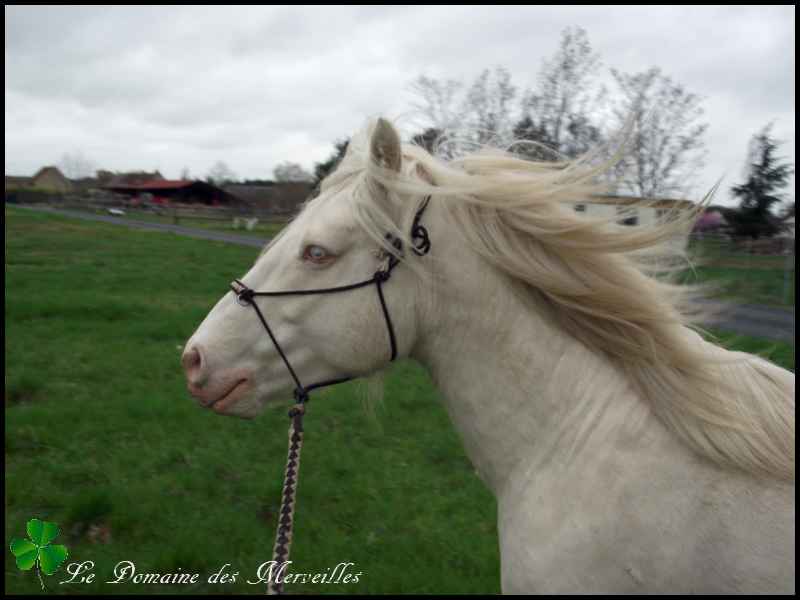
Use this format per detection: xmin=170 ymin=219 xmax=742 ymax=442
xmin=5 ymin=5 xmax=795 ymax=205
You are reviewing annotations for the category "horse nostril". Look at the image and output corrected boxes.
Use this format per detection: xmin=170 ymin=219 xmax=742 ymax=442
xmin=182 ymin=345 xmax=206 ymax=384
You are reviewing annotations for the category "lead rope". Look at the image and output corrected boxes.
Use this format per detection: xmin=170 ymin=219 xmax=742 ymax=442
xmin=267 ymin=403 xmax=305 ymax=595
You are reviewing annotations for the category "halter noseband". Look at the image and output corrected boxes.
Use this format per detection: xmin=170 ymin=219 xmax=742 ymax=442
xmin=229 ymin=195 xmax=431 ymax=410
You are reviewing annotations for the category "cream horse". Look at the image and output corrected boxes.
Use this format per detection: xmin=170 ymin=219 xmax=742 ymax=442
xmin=183 ymin=118 xmax=794 ymax=593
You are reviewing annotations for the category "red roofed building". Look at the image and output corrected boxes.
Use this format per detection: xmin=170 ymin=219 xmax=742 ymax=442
xmin=104 ymin=179 xmax=242 ymax=206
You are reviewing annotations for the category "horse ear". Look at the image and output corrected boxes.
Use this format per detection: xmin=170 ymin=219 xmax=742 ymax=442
xmin=370 ymin=118 xmax=402 ymax=172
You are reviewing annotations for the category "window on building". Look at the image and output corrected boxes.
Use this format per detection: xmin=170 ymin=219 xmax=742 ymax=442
xmin=574 ymin=203 xmax=586 ymax=213
xmin=617 ymin=205 xmax=638 ymax=226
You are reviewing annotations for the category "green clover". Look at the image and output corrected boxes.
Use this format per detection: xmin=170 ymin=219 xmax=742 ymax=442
xmin=10 ymin=518 xmax=69 ymax=590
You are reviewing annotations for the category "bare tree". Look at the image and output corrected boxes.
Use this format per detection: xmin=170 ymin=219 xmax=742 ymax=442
xmin=409 ymin=67 xmax=518 ymax=156
xmin=273 ymin=161 xmax=313 ymax=183
xmin=206 ymin=161 xmax=237 ymax=185
xmin=518 ymin=26 xmax=606 ymax=159
xmin=59 ymin=151 xmax=96 ymax=180
xmin=609 ymin=67 xmax=708 ymax=198
xmin=408 ymin=75 xmax=463 ymax=132
xmin=461 ymin=67 xmax=518 ymax=145
xmin=409 ymin=28 xmax=606 ymax=160
xmin=180 ymin=167 xmax=191 ymax=180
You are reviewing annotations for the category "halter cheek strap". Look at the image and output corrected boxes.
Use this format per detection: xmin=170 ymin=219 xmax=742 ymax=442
xmin=230 ymin=194 xmax=430 ymax=408
xmin=230 ymin=266 xmax=396 ymax=405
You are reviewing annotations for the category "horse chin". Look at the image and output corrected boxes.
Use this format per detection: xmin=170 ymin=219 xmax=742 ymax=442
xmin=211 ymin=395 xmax=261 ymax=419
xmin=210 ymin=384 xmax=266 ymax=419
xmin=214 ymin=383 xmax=297 ymax=419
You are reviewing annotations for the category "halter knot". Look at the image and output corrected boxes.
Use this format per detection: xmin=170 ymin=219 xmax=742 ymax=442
xmin=292 ymin=388 xmax=309 ymax=405
xmin=374 ymin=270 xmax=391 ymax=283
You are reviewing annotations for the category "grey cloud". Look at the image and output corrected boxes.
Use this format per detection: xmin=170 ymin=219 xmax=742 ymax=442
xmin=5 ymin=5 xmax=794 ymax=204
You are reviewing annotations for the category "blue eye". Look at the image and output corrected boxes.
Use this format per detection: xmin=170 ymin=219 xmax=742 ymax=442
xmin=303 ymin=245 xmax=331 ymax=263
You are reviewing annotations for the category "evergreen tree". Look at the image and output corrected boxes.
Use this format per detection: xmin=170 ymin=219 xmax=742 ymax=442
xmin=728 ymin=124 xmax=794 ymax=239
xmin=312 ymin=139 xmax=349 ymax=189
xmin=411 ymin=128 xmax=443 ymax=154
xmin=512 ymin=115 xmax=557 ymax=161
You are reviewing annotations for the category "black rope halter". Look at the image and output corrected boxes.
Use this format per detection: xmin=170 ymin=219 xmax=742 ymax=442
xmin=229 ymin=196 xmax=432 ymax=594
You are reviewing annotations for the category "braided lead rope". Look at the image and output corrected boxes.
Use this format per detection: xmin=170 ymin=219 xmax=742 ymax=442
xmin=267 ymin=404 xmax=305 ymax=595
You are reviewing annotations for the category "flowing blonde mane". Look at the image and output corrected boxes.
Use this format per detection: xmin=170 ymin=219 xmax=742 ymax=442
xmin=332 ymin=120 xmax=794 ymax=482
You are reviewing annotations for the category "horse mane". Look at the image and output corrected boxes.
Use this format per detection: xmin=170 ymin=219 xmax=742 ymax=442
xmin=338 ymin=119 xmax=794 ymax=482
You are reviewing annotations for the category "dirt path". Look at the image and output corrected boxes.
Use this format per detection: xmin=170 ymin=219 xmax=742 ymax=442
xmin=699 ymin=300 xmax=794 ymax=344
xmin=14 ymin=205 xmax=795 ymax=344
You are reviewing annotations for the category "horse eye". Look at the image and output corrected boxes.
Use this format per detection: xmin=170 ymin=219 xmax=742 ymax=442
xmin=303 ymin=245 xmax=331 ymax=263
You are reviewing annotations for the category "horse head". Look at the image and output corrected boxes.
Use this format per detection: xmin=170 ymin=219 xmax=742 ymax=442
xmin=182 ymin=119 xmax=432 ymax=417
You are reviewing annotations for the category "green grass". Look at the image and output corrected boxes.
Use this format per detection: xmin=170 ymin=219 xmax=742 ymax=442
xmin=704 ymin=329 xmax=794 ymax=373
xmin=5 ymin=207 xmax=794 ymax=595
xmin=5 ymin=207 xmax=498 ymax=595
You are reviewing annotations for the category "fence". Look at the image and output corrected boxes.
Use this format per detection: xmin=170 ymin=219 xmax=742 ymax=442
xmin=691 ymin=232 xmax=795 ymax=255
xmin=5 ymin=189 xmax=66 ymax=204
xmin=55 ymin=197 xmax=295 ymax=228
xmin=688 ymin=232 xmax=795 ymax=306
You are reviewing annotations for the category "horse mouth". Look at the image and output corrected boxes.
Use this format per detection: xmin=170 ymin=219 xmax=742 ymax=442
xmin=209 ymin=379 xmax=250 ymax=413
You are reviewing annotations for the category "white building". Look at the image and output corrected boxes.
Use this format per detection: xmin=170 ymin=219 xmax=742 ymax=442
xmin=571 ymin=196 xmax=696 ymax=251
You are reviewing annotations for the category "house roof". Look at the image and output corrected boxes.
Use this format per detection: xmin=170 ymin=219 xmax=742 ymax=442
xmin=104 ymin=178 xmax=189 ymax=191
xmin=134 ymin=180 xmax=193 ymax=190
xmin=105 ymin=171 xmax=164 ymax=187
xmin=104 ymin=179 xmax=243 ymax=204
xmin=32 ymin=166 xmax=68 ymax=180
xmin=587 ymin=195 xmax=695 ymax=209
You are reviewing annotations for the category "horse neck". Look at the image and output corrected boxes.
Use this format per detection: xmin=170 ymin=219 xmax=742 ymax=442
xmin=411 ymin=224 xmax=664 ymax=496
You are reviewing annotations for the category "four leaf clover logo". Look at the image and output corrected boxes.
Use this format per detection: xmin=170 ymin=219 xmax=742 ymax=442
xmin=10 ymin=518 xmax=69 ymax=590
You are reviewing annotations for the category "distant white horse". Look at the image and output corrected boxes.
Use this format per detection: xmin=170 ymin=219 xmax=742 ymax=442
xmin=183 ymin=118 xmax=794 ymax=593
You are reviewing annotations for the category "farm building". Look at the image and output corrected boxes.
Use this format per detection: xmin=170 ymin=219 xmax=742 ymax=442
xmin=571 ymin=195 xmax=696 ymax=250
xmin=224 ymin=182 xmax=313 ymax=215
xmin=5 ymin=166 xmax=72 ymax=193
xmin=571 ymin=195 xmax=695 ymax=225
xmin=104 ymin=170 xmax=164 ymax=188
xmin=105 ymin=179 xmax=242 ymax=206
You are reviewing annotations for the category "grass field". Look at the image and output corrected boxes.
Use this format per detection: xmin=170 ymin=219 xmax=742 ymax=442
xmin=5 ymin=207 xmax=499 ymax=595
xmin=5 ymin=207 xmax=794 ymax=595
